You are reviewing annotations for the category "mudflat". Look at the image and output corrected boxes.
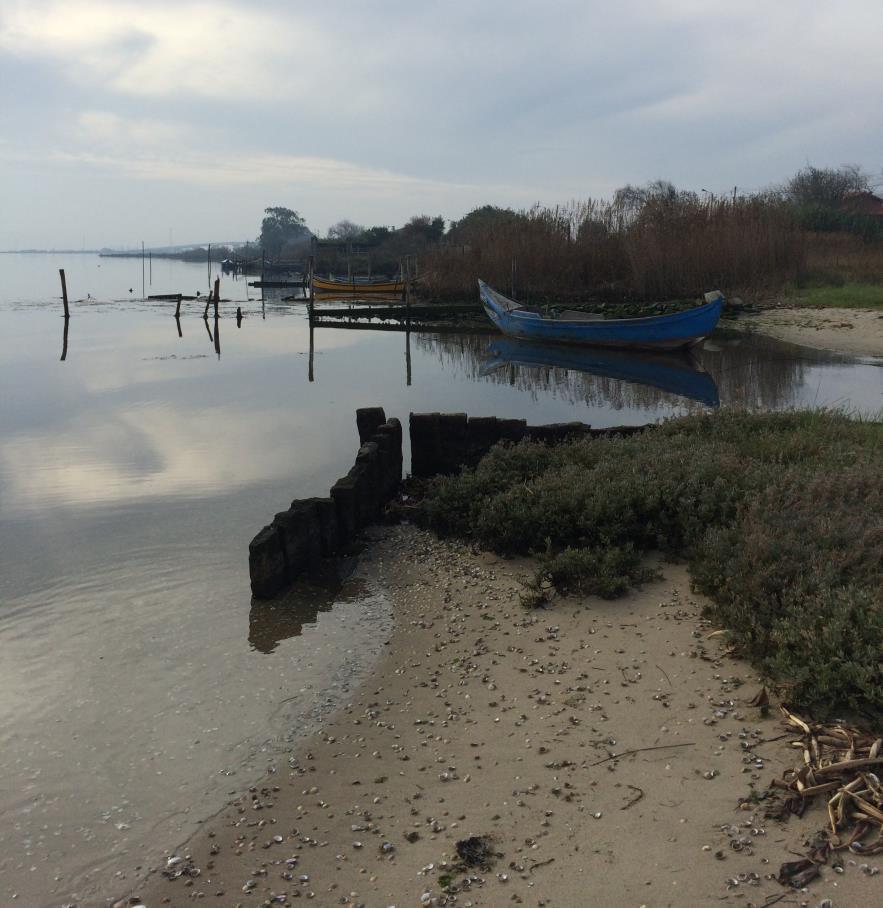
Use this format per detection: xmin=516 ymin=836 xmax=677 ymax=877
xmin=748 ymin=306 xmax=883 ymax=357
xmin=135 ymin=526 xmax=878 ymax=907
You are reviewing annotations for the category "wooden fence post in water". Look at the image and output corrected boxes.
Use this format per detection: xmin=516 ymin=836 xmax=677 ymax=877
xmin=60 ymin=316 xmax=69 ymax=361
xmin=213 ymin=277 xmax=220 ymax=319
xmin=59 ymin=268 xmax=70 ymax=319
xmin=174 ymin=293 xmax=183 ymax=318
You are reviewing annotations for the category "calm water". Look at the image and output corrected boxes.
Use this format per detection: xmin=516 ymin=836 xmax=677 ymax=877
xmin=0 ymin=253 xmax=880 ymax=906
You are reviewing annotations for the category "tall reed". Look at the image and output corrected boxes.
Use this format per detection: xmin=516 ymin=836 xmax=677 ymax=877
xmin=421 ymin=194 xmax=806 ymax=301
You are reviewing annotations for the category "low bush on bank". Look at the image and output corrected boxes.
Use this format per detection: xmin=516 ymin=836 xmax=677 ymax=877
xmin=419 ymin=411 xmax=882 ymax=721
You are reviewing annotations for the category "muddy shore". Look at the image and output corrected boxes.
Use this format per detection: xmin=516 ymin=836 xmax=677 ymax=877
xmin=744 ymin=306 xmax=883 ymax=358
xmin=133 ymin=525 xmax=877 ymax=907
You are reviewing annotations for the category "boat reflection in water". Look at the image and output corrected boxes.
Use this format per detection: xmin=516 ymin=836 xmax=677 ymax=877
xmin=480 ymin=336 xmax=720 ymax=407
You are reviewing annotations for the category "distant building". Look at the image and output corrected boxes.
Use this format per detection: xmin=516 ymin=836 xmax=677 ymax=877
xmin=840 ymin=191 xmax=883 ymax=220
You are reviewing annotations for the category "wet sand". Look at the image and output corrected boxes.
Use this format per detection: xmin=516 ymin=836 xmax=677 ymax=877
xmin=135 ymin=526 xmax=878 ymax=907
xmin=748 ymin=306 xmax=883 ymax=358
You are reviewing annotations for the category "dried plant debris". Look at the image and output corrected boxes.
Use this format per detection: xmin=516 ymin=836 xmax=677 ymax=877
xmin=772 ymin=706 xmax=883 ymax=887
xmin=455 ymin=835 xmax=498 ymax=870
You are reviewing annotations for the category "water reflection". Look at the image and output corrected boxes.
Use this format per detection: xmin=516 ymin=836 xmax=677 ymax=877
xmin=416 ymin=328 xmax=872 ymax=412
xmin=248 ymin=566 xmax=362 ymax=654
xmin=60 ymin=316 xmax=69 ymax=361
xmin=480 ymin=336 xmax=720 ymax=407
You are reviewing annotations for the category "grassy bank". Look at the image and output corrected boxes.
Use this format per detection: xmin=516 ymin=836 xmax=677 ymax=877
xmin=783 ymin=281 xmax=883 ymax=309
xmin=417 ymin=411 xmax=882 ymax=722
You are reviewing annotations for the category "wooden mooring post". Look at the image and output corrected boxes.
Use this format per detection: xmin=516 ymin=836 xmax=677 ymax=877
xmin=213 ymin=276 xmax=220 ymax=319
xmin=59 ymin=268 xmax=70 ymax=319
xmin=174 ymin=293 xmax=183 ymax=318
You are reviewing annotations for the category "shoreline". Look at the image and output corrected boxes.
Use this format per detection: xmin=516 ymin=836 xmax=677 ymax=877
xmin=739 ymin=306 xmax=883 ymax=358
xmin=135 ymin=525 xmax=876 ymax=907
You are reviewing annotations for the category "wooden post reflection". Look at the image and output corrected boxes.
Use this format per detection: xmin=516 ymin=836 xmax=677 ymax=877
xmin=203 ymin=315 xmax=213 ymax=343
xmin=308 ymin=317 xmax=315 ymax=382
xmin=213 ymin=312 xmax=221 ymax=359
xmin=175 ymin=314 xmax=183 ymax=338
xmin=405 ymin=325 xmax=412 ymax=386
xmin=60 ymin=316 xmax=69 ymax=361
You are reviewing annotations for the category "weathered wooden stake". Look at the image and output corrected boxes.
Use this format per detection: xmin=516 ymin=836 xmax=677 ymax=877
xmin=60 ymin=316 xmax=69 ymax=361
xmin=174 ymin=293 xmax=183 ymax=318
xmin=207 ymin=244 xmax=212 ymax=290
xmin=141 ymin=241 xmax=145 ymax=298
xmin=59 ymin=268 xmax=70 ymax=318
xmin=213 ymin=277 xmax=220 ymax=319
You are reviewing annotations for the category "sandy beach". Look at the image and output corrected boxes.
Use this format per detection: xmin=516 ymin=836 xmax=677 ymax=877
xmin=746 ymin=306 xmax=883 ymax=358
xmin=132 ymin=525 xmax=878 ymax=908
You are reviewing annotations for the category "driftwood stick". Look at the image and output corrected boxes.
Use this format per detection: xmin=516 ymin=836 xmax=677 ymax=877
xmin=591 ymin=742 xmax=696 ymax=766
xmin=621 ymin=785 xmax=645 ymax=810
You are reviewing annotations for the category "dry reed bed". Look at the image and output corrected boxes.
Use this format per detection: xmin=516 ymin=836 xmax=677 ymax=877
xmin=773 ymin=707 xmax=883 ymax=887
xmin=421 ymin=197 xmax=806 ymax=301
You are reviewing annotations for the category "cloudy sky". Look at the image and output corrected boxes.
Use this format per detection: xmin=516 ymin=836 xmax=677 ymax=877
xmin=1 ymin=0 xmax=881 ymax=249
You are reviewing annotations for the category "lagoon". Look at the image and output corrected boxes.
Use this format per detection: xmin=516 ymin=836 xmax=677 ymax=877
xmin=0 ymin=253 xmax=879 ymax=905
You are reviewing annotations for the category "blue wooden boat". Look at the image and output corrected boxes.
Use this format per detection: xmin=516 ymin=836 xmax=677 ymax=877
xmin=480 ymin=337 xmax=720 ymax=407
xmin=479 ymin=280 xmax=724 ymax=350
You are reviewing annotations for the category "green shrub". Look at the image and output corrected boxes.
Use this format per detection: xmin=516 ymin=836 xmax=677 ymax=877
xmin=541 ymin=544 xmax=659 ymax=599
xmin=419 ymin=411 xmax=882 ymax=721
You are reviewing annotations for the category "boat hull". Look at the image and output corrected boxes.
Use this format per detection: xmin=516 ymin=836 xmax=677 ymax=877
xmin=479 ymin=280 xmax=724 ymax=350
xmin=313 ymin=276 xmax=404 ymax=294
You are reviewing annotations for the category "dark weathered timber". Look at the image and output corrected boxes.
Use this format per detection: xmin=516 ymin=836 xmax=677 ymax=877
xmin=357 ymin=407 xmax=387 ymax=444
xmin=59 ymin=269 xmax=69 ymax=319
xmin=248 ymin=525 xmax=286 ymax=598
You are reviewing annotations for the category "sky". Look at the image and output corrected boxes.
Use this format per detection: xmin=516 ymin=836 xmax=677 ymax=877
xmin=0 ymin=0 xmax=881 ymax=249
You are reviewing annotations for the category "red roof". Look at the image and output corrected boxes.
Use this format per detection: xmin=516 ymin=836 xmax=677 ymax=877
xmin=840 ymin=191 xmax=883 ymax=218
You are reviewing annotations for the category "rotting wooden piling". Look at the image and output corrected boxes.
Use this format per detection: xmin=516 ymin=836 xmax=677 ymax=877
xmin=249 ymin=408 xmax=403 ymax=599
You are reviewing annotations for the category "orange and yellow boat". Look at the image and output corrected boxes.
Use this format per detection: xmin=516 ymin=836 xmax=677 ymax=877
xmin=312 ymin=276 xmax=405 ymax=295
